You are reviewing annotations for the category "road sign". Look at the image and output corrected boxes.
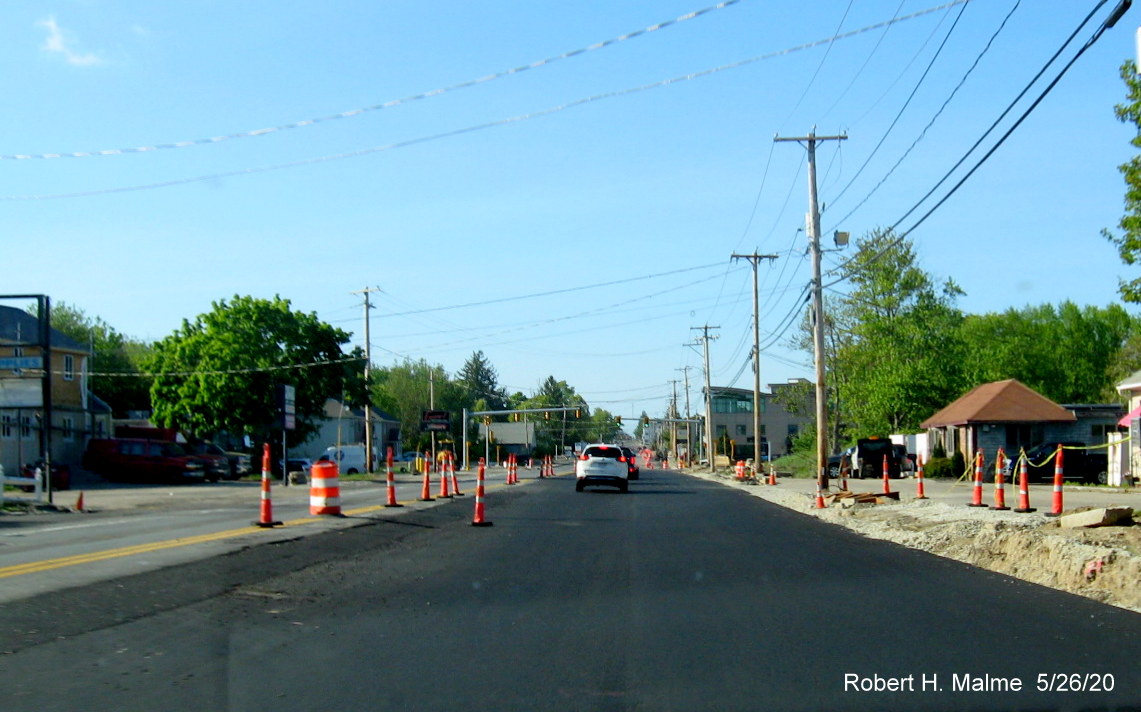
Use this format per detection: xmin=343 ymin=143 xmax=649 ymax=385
xmin=421 ymin=410 xmax=451 ymax=432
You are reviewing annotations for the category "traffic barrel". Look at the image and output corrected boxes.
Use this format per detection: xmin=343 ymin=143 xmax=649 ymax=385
xmin=471 ymin=458 xmax=493 ymax=527
xmin=735 ymin=460 xmax=745 ymax=481
xmin=253 ymin=443 xmax=282 ymax=527
xmin=991 ymin=448 xmax=1010 ymax=511
xmin=1047 ymin=445 xmax=1065 ymax=517
xmin=915 ymin=456 xmax=928 ymax=500
xmin=1013 ymin=451 xmax=1036 ymax=513
xmin=309 ymin=460 xmax=342 ymax=516
xmin=384 ymin=446 xmax=402 ymax=508
xmin=968 ymin=450 xmax=986 ymax=507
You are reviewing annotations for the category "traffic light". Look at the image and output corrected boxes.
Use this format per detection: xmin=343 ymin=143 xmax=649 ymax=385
xmin=615 ymin=416 xmax=622 ymax=425
xmin=575 ymin=409 xmax=581 ymax=418
xmin=483 ymin=416 xmax=491 ymax=425
xmin=544 ymin=411 xmax=550 ymax=420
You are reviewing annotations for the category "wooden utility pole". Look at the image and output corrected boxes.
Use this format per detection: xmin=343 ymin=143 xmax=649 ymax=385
xmin=731 ymin=253 xmax=778 ymax=464
xmin=351 ymin=286 xmax=381 ymax=473
xmin=774 ymin=130 xmax=846 ymax=495
xmin=691 ymin=325 xmax=719 ymax=472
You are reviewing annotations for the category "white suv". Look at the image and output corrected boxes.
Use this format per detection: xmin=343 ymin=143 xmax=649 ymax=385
xmin=575 ymin=444 xmax=629 ymax=493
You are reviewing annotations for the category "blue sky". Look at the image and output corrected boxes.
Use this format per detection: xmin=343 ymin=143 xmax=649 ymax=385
xmin=2 ymin=0 xmax=1138 ymax=418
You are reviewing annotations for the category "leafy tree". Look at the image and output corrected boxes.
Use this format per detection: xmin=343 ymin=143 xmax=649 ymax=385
xmin=371 ymin=359 xmax=466 ymax=452
xmin=146 ymin=296 xmax=361 ymax=446
xmin=809 ymin=229 xmax=965 ymax=437
xmin=959 ymin=302 xmax=1134 ymax=403
xmin=46 ymin=302 xmax=152 ymax=416
xmin=456 ymin=350 xmax=506 ymax=412
xmin=1107 ymin=60 xmax=1141 ymax=302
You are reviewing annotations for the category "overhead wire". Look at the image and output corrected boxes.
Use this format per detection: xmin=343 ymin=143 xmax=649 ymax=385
xmin=822 ymin=0 xmax=1116 ymax=289
xmin=0 ymin=0 xmax=970 ymax=202
xmin=0 ymin=0 xmax=747 ymax=162
xmin=826 ymin=1 xmax=968 ymax=208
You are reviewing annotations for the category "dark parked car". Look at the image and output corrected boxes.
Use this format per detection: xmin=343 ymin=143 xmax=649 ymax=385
xmin=620 ymin=446 xmax=640 ymax=480
xmin=83 ymin=438 xmax=210 ymax=483
xmin=1006 ymin=442 xmax=1109 ymax=485
xmin=185 ymin=441 xmax=233 ymax=481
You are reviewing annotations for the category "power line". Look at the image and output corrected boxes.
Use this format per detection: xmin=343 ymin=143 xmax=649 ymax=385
xmin=1 ymin=0 xmax=970 ymax=202
xmin=0 ymin=0 xmax=747 ymax=162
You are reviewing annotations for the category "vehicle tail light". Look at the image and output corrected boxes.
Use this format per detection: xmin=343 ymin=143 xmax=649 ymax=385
xmin=580 ymin=454 xmax=589 ymax=461
xmin=618 ymin=456 xmax=627 ymax=462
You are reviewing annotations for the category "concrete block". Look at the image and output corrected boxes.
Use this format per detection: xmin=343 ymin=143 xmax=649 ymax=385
xmin=1059 ymin=506 xmax=1134 ymax=529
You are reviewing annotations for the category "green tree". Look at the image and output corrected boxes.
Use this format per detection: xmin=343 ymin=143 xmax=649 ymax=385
xmin=1108 ymin=60 xmax=1141 ymax=302
xmin=456 ymin=350 xmax=506 ymax=412
xmin=959 ymin=302 xmax=1134 ymax=403
xmin=825 ymin=229 xmax=966 ymax=436
xmin=46 ymin=302 xmax=152 ymax=416
xmin=372 ymin=359 xmax=465 ymax=451
xmin=146 ymin=296 xmax=361 ymax=446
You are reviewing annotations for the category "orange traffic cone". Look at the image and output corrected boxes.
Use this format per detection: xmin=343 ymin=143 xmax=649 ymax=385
xmin=74 ymin=491 xmax=85 ymax=512
xmin=472 ymin=458 xmax=493 ymax=527
xmin=254 ymin=443 xmax=282 ymax=528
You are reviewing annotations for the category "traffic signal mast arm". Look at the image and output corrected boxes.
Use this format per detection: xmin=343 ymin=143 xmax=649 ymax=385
xmin=469 ymin=407 xmax=582 ymax=418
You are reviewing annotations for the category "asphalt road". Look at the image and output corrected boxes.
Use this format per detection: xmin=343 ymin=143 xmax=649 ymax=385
xmin=3 ymin=468 xmax=1140 ymax=712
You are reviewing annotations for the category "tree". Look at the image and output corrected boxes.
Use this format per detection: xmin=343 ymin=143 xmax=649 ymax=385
xmin=1107 ymin=60 xmax=1141 ymax=302
xmin=817 ymin=229 xmax=966 ymax=437
xmin=371 ymin=359 xmax=464 ymax=452
xmin=959 ymin=302 xmax=1135 ymax=403
xmin=46 ymin=302 xmax=153 ymax=416
xmin=146 ymin=296 xmax=361 ymax=446
xmin=456 ymin=350 xmax=506 ymax=412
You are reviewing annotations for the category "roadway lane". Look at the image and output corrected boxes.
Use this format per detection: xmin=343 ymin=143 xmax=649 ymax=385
xmin=0 ymin=467 xmax=529 ymax=603
xmin=3 ymin=467 xmax=1139 ymax=712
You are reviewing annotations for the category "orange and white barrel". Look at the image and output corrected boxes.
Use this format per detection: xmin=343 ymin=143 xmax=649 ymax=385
xmin=309 ymin=460 xmax=341 ymax=516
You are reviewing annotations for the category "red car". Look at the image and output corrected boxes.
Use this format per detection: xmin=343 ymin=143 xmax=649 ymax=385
xmin=83 ymin=438 xmax=211 ymax=483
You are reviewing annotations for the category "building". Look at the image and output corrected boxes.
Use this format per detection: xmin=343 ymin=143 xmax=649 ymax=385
xmin=706 ymin=379 xmax=815 ymax=460
xmin=0 ymin=304 xmax=96 ymax=473
xmin=296 ymin=398 xmax=401 ymax=462
xmin=920 ymin=379 xmax=1122 ymax=463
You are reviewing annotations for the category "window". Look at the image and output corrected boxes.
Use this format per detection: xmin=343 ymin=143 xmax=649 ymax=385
xmin=20 ymin=415 xmax=32 ymax=438
xmin=1 ymin=414 xmax=12 ymax=439
xmin=735 ymin=424 xmax=747 ymax=436
xmin=62 ymin=416 xmax=74 ymax=441
xmin=1092 ymin=424 xmax=1116 ymax=440
xmin=64 ymin=355 xmax=75 ymax=381
xmin=715 ymin=425 xmax=727 ymax=437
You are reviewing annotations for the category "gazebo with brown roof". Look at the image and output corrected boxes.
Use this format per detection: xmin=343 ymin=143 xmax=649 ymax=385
xmin=921 ymin=379 xmax=1076 ymax=461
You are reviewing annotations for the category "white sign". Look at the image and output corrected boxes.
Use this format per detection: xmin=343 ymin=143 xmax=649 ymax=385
xmin=0 ymin=378 xmax=42 ymax=408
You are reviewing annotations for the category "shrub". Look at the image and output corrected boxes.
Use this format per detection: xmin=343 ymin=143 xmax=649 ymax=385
xmin=951 ymin=451 xmax=967 ymax=479
xmin=924 ymin=457 xmax=954 ymax=479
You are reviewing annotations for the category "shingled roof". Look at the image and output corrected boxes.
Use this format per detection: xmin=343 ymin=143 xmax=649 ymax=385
xmin=920 ymin=379 xmax=1076 ymax=428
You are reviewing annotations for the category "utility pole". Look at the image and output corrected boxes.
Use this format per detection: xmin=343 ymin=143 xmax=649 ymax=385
xmin=351 ymin=287 xmax=381 ymax=473
xmin=691 ymin=325 xmax=719 ymax=472
xmin=731 ymin=253 xmax=778 ymax=464
xmin=668 ymin=379 xmax=680 ymax=463
xmin=775 ymin=129 xmax=847 ymax=495
xmin=676 ymin=366 xmax=692 ymax=466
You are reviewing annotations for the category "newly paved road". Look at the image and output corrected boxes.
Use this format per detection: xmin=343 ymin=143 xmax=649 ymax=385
xmin=3 ymin=468 xmax=1139 ymax=712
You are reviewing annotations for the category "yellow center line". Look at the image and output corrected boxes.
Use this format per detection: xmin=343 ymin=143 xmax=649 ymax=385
xmin=0 ymin=473 xmax=564 ymax=580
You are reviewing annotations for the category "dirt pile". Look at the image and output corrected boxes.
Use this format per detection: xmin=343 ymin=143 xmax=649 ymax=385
xmin=703 ymin=473 xmax=1141 ymax=613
